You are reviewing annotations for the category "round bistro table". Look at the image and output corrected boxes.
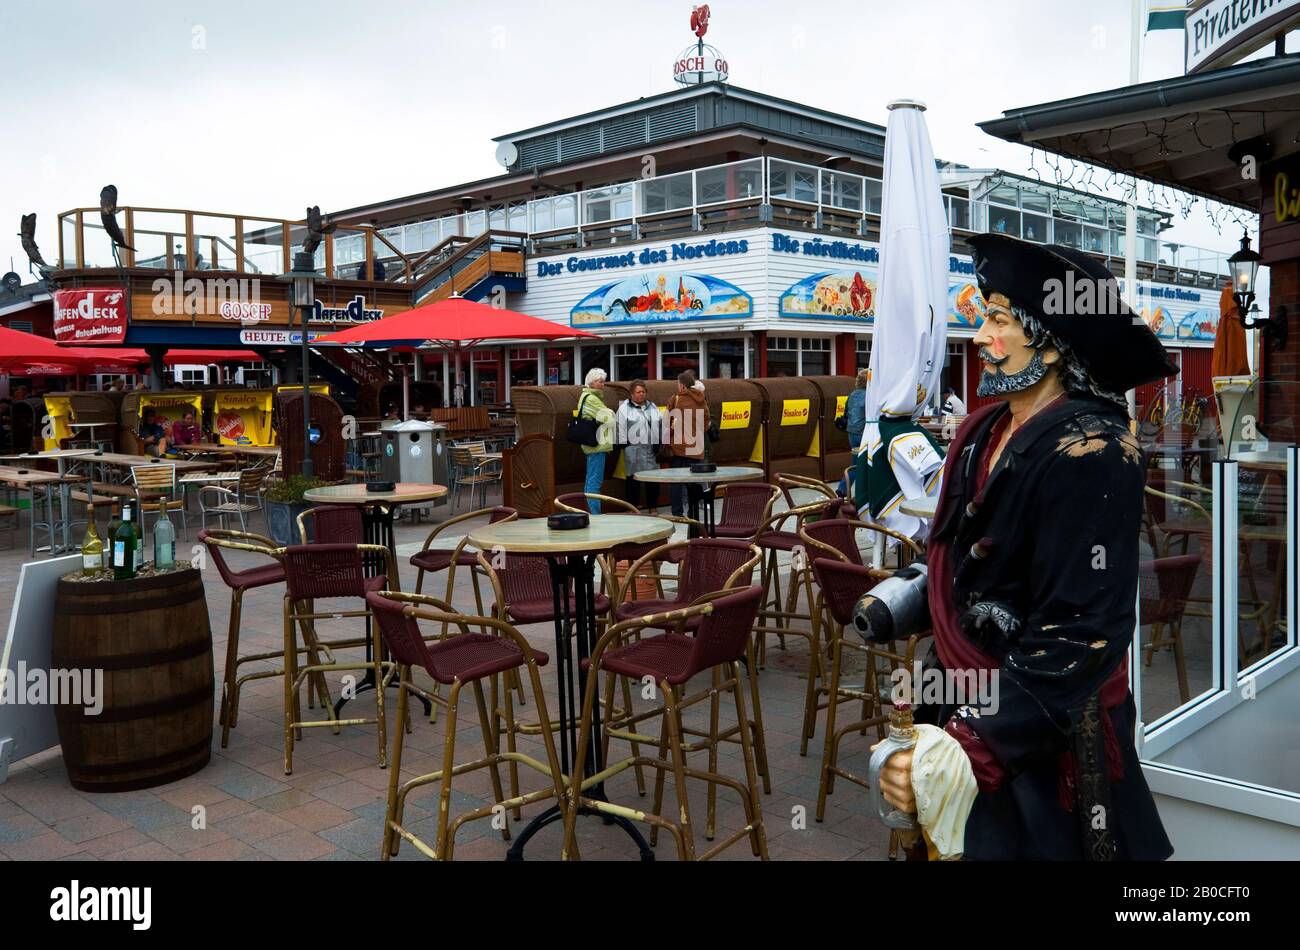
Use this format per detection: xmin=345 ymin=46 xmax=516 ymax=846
xmin=304 ymin=482 xmax=449 ymax=712
xmin=468 ymin=513 xmax=673 ymax=861
xmin=899 ymin=495 xmax=939 ymax=519
xmin=633 ymin=465 xmax=764 ymax=537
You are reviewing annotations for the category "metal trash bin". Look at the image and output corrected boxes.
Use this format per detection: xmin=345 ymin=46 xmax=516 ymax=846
xmin=381 ymin=420 xmax=449 ymax=513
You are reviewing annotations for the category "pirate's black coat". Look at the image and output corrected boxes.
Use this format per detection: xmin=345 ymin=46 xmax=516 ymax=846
xmin=921 ymin=394 xmax=1173 ymax=860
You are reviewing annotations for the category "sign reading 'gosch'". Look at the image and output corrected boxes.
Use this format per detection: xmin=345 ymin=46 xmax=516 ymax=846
xmin=52 ymin=287 xmax=128 ymax=345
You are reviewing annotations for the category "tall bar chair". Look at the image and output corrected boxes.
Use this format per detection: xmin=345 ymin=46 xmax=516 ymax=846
xmin=809 ymin=556 xmax=920 ymax=824
xmin=199 ymin=528 xmax=286 ymax=748
xmin=561 ymin=585 xmax=769 ymax=861
xmin=281 ymin=543 xmax=397 ymax=775
xmin=410 ymin=505 xmax=516 ymax=603
xmin=798 ymin=518 xmax=922 ymax=756
xmin=367 ymin=591 xmax=566 ymax=861
xmin=610 ymin=538 xmax=764 ymax=833
xmin=479 ymin=548 xmax=615 ymax=804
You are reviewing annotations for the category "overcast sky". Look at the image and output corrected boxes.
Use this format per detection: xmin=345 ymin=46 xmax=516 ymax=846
xmin=0 ymin=0 xmax=1265 ymax=281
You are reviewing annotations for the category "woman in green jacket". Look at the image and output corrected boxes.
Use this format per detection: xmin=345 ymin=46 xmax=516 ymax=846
xmin=579 ymin=368 xmax=615 ymax=513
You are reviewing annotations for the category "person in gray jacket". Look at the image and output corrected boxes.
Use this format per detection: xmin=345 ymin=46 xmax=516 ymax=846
xmin=615 ymin=380 xmax=662 ymax=512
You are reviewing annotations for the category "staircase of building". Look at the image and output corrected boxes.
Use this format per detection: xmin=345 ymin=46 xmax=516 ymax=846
xmin=295 ymin=230 xmax=529 ymax=408
xmin=405 ymin=230 xmax=528 ymax=303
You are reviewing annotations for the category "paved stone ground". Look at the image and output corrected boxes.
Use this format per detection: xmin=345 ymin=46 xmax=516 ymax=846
xmin=0 ymin=480 xmax=1239 ymax=861
xmin=0 ymin=487 xmax=898 ymax=862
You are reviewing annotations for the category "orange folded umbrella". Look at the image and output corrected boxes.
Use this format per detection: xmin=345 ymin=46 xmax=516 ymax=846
xmin=1211 ymin=284 xmax=1250 ymax=378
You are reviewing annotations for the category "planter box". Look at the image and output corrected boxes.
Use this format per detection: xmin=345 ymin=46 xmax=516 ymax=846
xmin=265 ymin=499 xmax=314 ymax=547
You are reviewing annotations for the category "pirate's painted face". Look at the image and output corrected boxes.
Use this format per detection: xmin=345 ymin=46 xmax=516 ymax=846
xmin=973 ymin=293 xmax=1057 ymax=398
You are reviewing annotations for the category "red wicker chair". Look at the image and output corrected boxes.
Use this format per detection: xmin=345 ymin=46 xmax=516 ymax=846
xmin=281 ymin=542 xmax=396 ymax=774
xmin=712 ymin=482 xmax=780 ymax=541
xmin=807 ymin=557 xmax=913 ymax=823
xmin=797 ymin=518 xmax=922 ymax=758
xmin=1140 ymin=554 xmax=1203 ymax=705
xmin=296 ymin=504 xmax=364 ymax=544
xmin=409 ymin=505 xmax=516 ymax=606
xmin=199 ymin=528 xmax=286 ymax=748
xmin=367 ymin=591 xmax=565 ymax=861
xmin=562 ymin=585 xmax=769 ymax=861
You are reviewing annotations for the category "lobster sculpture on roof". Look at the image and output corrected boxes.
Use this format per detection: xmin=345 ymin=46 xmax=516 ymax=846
xmin=690 ymin=4 xmax=710 ymax=39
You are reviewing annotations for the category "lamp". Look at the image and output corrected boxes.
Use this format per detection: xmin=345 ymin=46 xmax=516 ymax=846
xmin=284 ymin=250 xmax=317 ymax=476
xmin=1228 ymin=232 xmax=1288 ymax=353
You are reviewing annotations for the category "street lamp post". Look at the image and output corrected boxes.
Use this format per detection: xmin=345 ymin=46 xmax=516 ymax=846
xmin=287 ymin=251 xmax=317 ymax=477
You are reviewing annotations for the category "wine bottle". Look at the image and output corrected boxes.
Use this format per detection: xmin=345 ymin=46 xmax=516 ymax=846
xmin=153 ymin=506 xmax=176 ymax=570
xmin=113 ymin=502 xmax=138 ymax=581
xmin=132 ymin=505 xmax=144 ymax=571
xmin=103 ymin=504 xmax=122 ymax=571
xmin=81 ymin=504 xmax=103 ymax=576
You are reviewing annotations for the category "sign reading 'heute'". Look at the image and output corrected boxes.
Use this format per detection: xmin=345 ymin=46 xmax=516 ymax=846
xmin=1185 ymin=0 xmax=1300 ymax=74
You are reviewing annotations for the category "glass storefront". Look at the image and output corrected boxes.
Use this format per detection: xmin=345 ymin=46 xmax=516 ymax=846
xmin=509 ymin=348 xmax=539 ymax=389
xmin=614 ymin=342 xmax=647 ymax=382
xmin=661 ymin=339 xmax=700 ymax=379
xmin=579 ymin=343 xmax=611 ymax=382
xmin=470 ymin=349 xmax=499 ymax=406
xmin=544 ymin=347 xmax=574 ymax=386
xmin=767 ymin=336 xmax=799 ymax=377
xmin=706 ymin=338 xmax=744 ymax=379
xmin=802 ymin=338 xmax=831 ymax=376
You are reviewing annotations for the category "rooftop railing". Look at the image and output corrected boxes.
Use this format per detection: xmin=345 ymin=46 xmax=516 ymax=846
xmin=57 ymin=157 xmax=1235 ymax=291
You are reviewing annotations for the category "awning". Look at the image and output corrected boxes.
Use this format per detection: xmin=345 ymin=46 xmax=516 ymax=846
xmin=163 ymin=349 xmax=263 ymax=364
xmin=978 ymin=53 xmax=1300 ymax=210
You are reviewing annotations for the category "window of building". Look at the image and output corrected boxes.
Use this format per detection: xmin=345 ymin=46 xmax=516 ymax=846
xmin=989 ymin=205 xmax=1019 ymax=236
xmin=661 ymin=339 xmax=700 ymax=379
xmin=769 ymin=161 xmax=818 ymax=204
xmin=177 ymin=368 xmax=207 ymax=386
xmin=821 ymin=171 xmax=863 ymax=212
xmin=639 ymin=172 xmax=694 ymax=215
xmin=1053 ymin=219 xmax=1082 ymax=249
xmin=1021 ymin=212 xmax=1049 ymax=243
xmin=865 ymin=177 xmax=883 ymax=215
xmin=509 ymin=348 xmax=539 ymax=389
xmin=544 ymin=348 xmax=574 ymax=386
xmin=856 ymin=337 xmax=872 ymax=371
xmin=584 ymin=183 xmax=635 ymax=224
xmin=767 ymin=336 xmax=799 ymax=377
xmin=614 ymin=341 xmax=648 ymax=381
xmin=706 ymin=338 xmax=744 ymax=379
xmin=802 ymin=337 xmax=831 ymax=376
xmin=579 ymin=343 xmax=611 ymax=381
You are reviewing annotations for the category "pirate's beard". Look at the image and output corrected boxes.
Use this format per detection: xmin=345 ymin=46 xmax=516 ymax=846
xmin=977 ymin=346 xmax=1050 ymax=397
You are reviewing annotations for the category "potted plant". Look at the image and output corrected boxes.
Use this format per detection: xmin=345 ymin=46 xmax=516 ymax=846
xmin=263 ymin=475 xmax=336 ymax=546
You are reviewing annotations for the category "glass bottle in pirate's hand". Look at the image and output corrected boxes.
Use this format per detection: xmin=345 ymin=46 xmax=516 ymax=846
xmin=853 ymin=235 xmax=1176 ymax=861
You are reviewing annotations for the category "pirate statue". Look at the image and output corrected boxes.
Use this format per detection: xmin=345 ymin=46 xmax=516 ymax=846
xmin=856 ymin=234 xmax=1175 ymax=860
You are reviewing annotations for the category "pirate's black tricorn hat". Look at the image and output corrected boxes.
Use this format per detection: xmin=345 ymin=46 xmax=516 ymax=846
xmin=967 ymin=233 xmax=1179 ymax=393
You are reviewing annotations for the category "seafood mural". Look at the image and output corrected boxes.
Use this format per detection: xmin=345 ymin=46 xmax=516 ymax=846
xmin=571 ymin=270 xmax=752 ymax=327
xmin=779 ymin=270 xmax=988 ymax=329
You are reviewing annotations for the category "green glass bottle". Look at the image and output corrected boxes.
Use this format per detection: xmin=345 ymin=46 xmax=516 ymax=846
xmin=81 ymin=504 xmax=103 ymax=576
xmin=132 ymin=506 xmax=144 ymax=571
xmin=113 ymin=502 xmax=138 ymax=581
xmin=103 ymin=504 xmax=122 ymax=571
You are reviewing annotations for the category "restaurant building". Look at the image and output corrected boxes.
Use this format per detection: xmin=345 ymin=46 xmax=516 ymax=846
xmin=29 ymin=30 xmax=1238 ymax=413
xmin=324 ymin=80 xmax=1231 ymax=410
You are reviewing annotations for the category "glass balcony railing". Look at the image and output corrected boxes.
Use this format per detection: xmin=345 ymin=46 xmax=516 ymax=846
xmin=55 ymin=158 xmax=1235 ymax=288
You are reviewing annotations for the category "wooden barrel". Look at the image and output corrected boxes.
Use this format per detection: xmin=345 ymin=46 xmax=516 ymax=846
xmin=52 ymin=567 xmax=214 ymax=792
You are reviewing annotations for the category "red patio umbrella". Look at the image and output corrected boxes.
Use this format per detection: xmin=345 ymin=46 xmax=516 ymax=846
xmin=314 ymin=297 xmax=600 ymax=413
xmin=0 ymin=325 xmax=84 ymax=372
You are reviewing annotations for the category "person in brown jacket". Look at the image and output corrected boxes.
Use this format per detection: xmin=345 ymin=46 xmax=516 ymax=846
xmin=665 ymin=370 xmax=711 ymax=518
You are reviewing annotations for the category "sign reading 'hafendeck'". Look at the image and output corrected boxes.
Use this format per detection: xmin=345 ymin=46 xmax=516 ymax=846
xmin=1185 ymin=0 xmax=1300 ymax=74
xmin=52 ymin=287 xmax=128 ymax=345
